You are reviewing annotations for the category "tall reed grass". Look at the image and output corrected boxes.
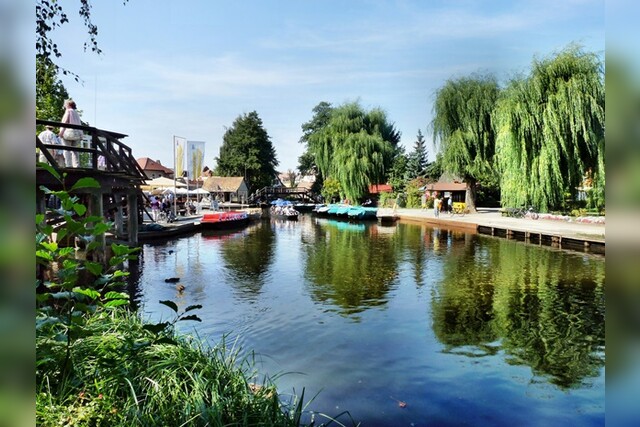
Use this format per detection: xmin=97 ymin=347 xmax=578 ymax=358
xmin=37 ymin=308 xmax=348 ymax=426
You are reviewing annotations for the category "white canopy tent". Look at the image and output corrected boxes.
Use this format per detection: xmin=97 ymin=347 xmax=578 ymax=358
xmin=144 ymin=176 xmax=187 ymax=188
xmin=162 ymin=187 xmax=189 ymax=195
xmin=189 ymin=188 xmax=210 ymax=195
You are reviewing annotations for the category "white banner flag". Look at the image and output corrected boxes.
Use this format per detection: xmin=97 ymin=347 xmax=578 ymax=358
xmin=187 ymin=140 xmax=206 ymax=179
xmin=174 ymin=136 xmax=187 ymax=178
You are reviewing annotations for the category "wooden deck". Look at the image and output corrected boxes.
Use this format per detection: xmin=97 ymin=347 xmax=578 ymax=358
xmin=36 ymin=119 xmax=149 ymax=250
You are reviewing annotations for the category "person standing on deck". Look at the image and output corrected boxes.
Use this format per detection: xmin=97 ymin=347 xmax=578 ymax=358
xmin=38 ymin=125 xmax=64 ymax=166
xmin=434 ymin=194 xmax=440 ymax=218
xmin=59 ymin=99 xmax=83 ymax=168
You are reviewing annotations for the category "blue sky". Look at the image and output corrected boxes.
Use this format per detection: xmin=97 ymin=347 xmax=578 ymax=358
xmin=50 ymin=0 xmax=604 ymax=173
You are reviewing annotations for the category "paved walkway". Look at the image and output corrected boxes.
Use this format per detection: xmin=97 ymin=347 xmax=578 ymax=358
xmin=393 ymin=207 xmax=605 ymax=243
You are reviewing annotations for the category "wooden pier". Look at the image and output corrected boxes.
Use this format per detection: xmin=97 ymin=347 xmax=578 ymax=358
xmin=394 ymin=209 xmax=605 ymax=255
xmin=36 ymin=119 xmax=149 ymax=256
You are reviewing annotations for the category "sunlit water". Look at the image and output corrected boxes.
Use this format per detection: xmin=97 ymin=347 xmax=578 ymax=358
xmin=132 ymin=215 xmax=605 ymax=426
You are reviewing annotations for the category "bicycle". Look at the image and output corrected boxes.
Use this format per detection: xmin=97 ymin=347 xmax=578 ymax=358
xmin=508 ymin=206 xmax=539 ymax=219
xmin=449 ymin=202 xmax=469 ymax=217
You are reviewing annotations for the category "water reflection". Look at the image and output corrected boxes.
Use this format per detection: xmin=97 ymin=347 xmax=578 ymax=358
xmin=303 ymin=218 xmax=398 ymax=316
xmin=213 ymin=221 xmax=275 ymax=301
xmin=431 ymin=238 xmax=605 ymax=388
xmin=133 ymin=218 xmax=605 ymax=424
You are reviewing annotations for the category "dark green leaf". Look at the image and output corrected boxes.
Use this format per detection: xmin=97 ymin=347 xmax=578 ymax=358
xmin=159 ymin=300 xmax=178 ymax=313
xmin=178 ymin=315 xmax=202 ymax=322
xmin=142 ymin=322 xmax=170 ymax=335
xmin=184 ymin=304 xmax=203 ymax=313
xmin=70 ymin=177 xmax=100 ymax=191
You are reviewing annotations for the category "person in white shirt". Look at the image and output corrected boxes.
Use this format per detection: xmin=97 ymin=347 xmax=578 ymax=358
xmin=58 ymin=99 xmax=83 ymax=167
xmin=38 ymin=125 xmax=64 ymax=165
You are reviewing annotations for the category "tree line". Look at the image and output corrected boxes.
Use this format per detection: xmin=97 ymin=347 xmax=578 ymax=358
xmin=295 ymin=44 xmax=604 ymax=212
xmin=37 ymin=6 xmax=604 ymax=212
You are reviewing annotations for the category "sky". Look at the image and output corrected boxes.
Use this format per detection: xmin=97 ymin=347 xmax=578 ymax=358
xmin=47 ymin=0 xmax=604 ymax=174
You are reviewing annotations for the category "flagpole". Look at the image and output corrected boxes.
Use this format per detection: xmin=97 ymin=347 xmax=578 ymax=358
xmin=173 ymin=135 xmax=177 ymax=217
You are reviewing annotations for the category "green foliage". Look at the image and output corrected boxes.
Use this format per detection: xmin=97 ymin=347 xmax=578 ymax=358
xmin=321 ymin=177 xmax=343 ymax=203
xmin=36 ymin=57 xmax=69 ymax=128
xmin=308 ymin=101 xmax=400 ymax=202
xmin=404 ymin=178 xmax=428 ymax=208
xmin=432 ymin=74 xmax=499 ymax=211
xmin=377 ymin=191 xmax=394 ymax=208
xmin=387 ymin=146 xmax=408 ymax=193
xmin=406 ymin=129 xmax=428 ymax=179
xmin=36 ymin=171 xmax=138 ymax=381
xmin=37 ymin=309 xmax=322 ymax=426
xmin=494 ymin=45 xmax=604 ymax=211
xmin=215 ymin=111 xmax=279 ymax=192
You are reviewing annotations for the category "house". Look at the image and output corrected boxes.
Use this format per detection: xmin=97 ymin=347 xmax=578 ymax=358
xmin=137 ymin=157 xmax=174 ymax=179
xmin=202 ymin=176 xmax=249 ymax=204
xmin=423 ymin=174 xmax=467 ymax=203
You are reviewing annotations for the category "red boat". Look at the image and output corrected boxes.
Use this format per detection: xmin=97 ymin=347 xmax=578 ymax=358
xmin=200 ymin=210 xmax=249 ymax=229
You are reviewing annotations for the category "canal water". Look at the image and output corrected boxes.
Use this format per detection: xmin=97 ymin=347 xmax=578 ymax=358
xmin=133 ymin=215 xmax=605 ymax=426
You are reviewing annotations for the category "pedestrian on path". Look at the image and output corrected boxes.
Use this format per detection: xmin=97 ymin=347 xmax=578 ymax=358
xmin=434 ymin=195 xmax=440 ymax=218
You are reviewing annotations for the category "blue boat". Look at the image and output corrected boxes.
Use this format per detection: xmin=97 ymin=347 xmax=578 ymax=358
xmin=347 ymin=206 xmax=378 ymax=220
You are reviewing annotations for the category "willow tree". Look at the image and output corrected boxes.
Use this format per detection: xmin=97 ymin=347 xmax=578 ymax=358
xmin=494 ymin=45 xmax=605 ymax=211
xmin=431 ymin=74 xmax=500 ymax=212
xmin=307 ymin=102 xmax=399 ymax=202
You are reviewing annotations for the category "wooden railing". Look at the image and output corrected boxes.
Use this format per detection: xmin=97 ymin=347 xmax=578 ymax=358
xmin=36 ymin=119 xmax=148 ymax=183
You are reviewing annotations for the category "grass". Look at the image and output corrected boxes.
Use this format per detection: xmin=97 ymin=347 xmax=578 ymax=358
xmin=36 ymin=308 xmax=350 ymax=426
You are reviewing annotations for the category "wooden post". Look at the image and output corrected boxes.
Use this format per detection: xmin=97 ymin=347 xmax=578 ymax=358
xmin=127 ymin=191 xmax=139 ymax=246
xmin=115 ymin=193 xmax=125 ymax=237
xmin=87 ymin=189 xmax=105 ymax=263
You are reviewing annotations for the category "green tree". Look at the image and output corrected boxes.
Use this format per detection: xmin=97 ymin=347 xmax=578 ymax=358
xmin=387 ymin=146 xmax=408 ymax=193
xmin=494 ymin=45 xmax=605 ymax=211
xmin=298 ymin=102 xmax=334 ymax=180
xmin=406 ymin=129 xmax=428 ymax=179
xmin=215 ymin=111 xmax=279 ymax=192
xmin=36 ymin=57 xmax=70 ymax=127
xmin=309 ymin=101 xmax=400 ymax=202
xmin=432 ymin=74 xmax=500 ymax=213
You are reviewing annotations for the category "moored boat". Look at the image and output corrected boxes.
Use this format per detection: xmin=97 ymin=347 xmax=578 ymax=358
xmin=269 ymin=199 xmax=299 ymax=220
xmin=347 ymin=206 xmax=378 ymax=220
xmin=200 ymin=210 xmax=249 ymax=229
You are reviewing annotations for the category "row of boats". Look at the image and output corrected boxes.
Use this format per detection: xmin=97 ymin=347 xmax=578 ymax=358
xmin=140 ymin=201 xmax=396 ymax=240
xmin=199 ymin=201 xmax=393 ymax=229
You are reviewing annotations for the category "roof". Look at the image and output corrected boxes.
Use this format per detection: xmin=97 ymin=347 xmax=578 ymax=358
xmin=424 ymin=182 xmax=467 ymax=192
xmin=368 ymin=184 xmax=393 ymax=194
xmin=137 ymin=157 xmax=174 ymax=174
xmin=202 ymin=176 xmax=246 ymax=192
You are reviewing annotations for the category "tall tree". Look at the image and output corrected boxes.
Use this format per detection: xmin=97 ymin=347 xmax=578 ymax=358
xmin=308 ymin=101 xmax=400 ymax=202
xmin=432 ymin=74 xmax=500 ymax=212
xmin=406 ymin=129 xmax=428 ymax=179
xmin=298 ymin=102 xmax=334 ymax=180
xmin=494 ymin=45 xmax=604 ymax=211
xmin=215 ymin=111 xmax=279 ymax=192
xmin=36 ymin=57 xmax=70 ymax=126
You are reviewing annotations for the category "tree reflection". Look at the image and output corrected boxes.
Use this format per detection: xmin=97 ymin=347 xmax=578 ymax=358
xmin=219 ymin=221 xmax=275 ymax=300
xmin=304 ymin=219 xmax=398 ymax=316
xmin=432 ymin=239 xmax=605 ymax=388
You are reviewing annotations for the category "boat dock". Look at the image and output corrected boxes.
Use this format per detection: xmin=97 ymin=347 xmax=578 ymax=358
xmin=394 ymin=208 xmax=605 ymax=254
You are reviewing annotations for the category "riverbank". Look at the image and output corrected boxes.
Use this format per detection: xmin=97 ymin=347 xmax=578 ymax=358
xmin=36 ymin=308 xmax=311 ymax=426
xmin=394 ymin=207 xmax=605 ymax=253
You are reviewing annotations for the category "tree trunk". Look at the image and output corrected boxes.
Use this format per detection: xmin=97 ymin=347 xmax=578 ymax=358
xmin=465 ymin=178 xmax=477 ymax=213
